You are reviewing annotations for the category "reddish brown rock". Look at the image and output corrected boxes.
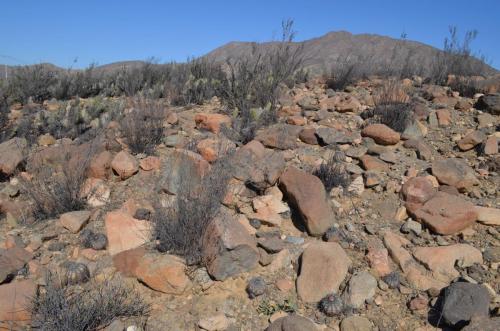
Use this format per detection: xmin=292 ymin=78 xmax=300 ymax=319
xmin=0 ymin=246 xmax=33 ymax=283
xmin=104 ymin=210 xmax=150 ymax=255
xmin=89 ymin=150 xmax=113 ymax=179
xmin=286 ymin=115 xmax=306 ymax=126
xmin=279 ymin=166 xmax=335 ymax=236
xmin=436 ymin=109 xmax=451 ymax=126
xmin=255 ymin=124 xmax=302 ymax=150
xmin=296 ymin=242 xmax=350 ymax=303
xmin=362 ymin=124 xmax=400 ymax=145
xmin=139 ymin=156 xmax=161 ymax=171
xmin=0 ymin=280 xmax=37 ymax=329
xmin=411 ymin=192 xmax=478 ymax=235
xmin=299 ymin=127 xmax=319 ymax=145
xmin=59 ymin=210 xmax=91 ymax=233
xmin=483 ymin=136 xmax=498 ymax=155
xmin=401 ymin=177 xmax=437 ymax=204
xmin=360 ymin=155 xmax=389 ymax=172
xmin=194 ymin=113 xmax=231 ymax=134
xmin=111 ymin=151 xmax=139 ymax=180
xmin=432 ymin=158 xmax=478 ymax=191
xmin=475 ymin=206 xmax=500 ymax=226
xmin=458 ymin=131 xmax=487 ymax=151
xmin=366 ymin=246 xmax=392 ymax=277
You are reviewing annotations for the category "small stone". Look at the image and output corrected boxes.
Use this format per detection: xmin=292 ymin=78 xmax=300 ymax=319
xmin=382 ymin=272 xmax=400 ymax=289
xmin=344 ymin=271 xmax=377 ymax=308
xmin=198 ymin=314 xmax=230 ymax=331
xmin=408 ymin=295 xmax=428 ymax=311
xmin=340 ymin=316 xmax=373 ymax=331
xmin=258 ymin=237 xmax=285 ymax=254
xmin=59 ymin=210 xmax=91 ymax=234
xmin=401 ymin=220 xmax=422 ymax=235
xmin=246 ymin=277 xmax=267 ymax=299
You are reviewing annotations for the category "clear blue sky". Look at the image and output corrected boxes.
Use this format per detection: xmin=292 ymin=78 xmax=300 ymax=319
xmin=2 ymin=0 xmax=499 ymax=69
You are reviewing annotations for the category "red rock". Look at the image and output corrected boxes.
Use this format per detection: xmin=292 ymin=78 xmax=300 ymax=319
xmin=275 ymin=278 xmax=294 ymax=292
xmin=411 ymin=192 xmax=478 ymax=235
xmin=436 ymin=109 xmax=451 ymax=126
xmin=0 ymin=280 xmax=37 ymax=329
xmin=432 ymin=158 xmax=478 ymax=191
xmin=413 ymin=244 xmax=482 ymax=281
xmin=104 ymin=210 xmax=150 ymax=255
xmin=299 ymin=127 xmax=319 ymax=145
xmin=139 ymin=156 xmax=161 ymax=171
xmin=366 ymin=246 xmax=392 ymax=277
xmin=89 ymin=150 xmax=113 ymax=179
xmin=196 ymin=138 xmax=235 ymax=163
xmin=111 ymin=151 xmax=139 ymax=179
xmin=279 ymin=166 xmax=335 ymax=236
xmin=401 ymin=177 xmax=437 ymax=204
xmin=296 ymin=242 xmax=351 ymax=303
xmin=286 ymin=115 xmax=306 ymax=126
xmin=360 ymin=155 xmax=389 ymax=172
xmin=59 ymin=210 xmax=91 ymax=233
xmin=0 ymin=246 xmax=33 ymax=283
xmin=483 ymin=136 xmax=498 ymax=155
xmin=362 ymin=124 xmax=400 ymax=145
xmin=194 ymin=113 xmax=231 ymax=134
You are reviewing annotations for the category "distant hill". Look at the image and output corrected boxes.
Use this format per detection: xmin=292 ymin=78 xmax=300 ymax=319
xmin=1 ymin=31 xmax=497 ymax=77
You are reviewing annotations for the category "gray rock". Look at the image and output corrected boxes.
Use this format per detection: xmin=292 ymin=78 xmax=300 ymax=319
xmin=344 ymin=271 xmax=377 ymax=308
xmin=266 ymin=314 xmax=317 ymax=331
xmin=246 ymin=276 xmax=267 ymax=298
xmin=401 ymin=220 xmax=422 ymax=235
xmin=316 ymin=127 xmax=361 ymax=145
xmin=340 ymin=316 xmax=373 ymax=331
xmin=441 ymin=282 xmax=490 ymax=328
xmin=257 ymin=237 xmax=284 ymax=253
xmin=476 ymin=93 xmax=500 ymax=115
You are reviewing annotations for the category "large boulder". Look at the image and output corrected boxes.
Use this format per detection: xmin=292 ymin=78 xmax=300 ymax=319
xmin=441 ymin=282 xmax=490 ymax=328
xmin=0 ymin=280 xmax=37 ymax=329
xmin=202 ymin=209 xmax=259 ymax=280
xmin=410 ymin=192 xmax=477 ymax=235
xmin=104 ymin=210 xmax=150 ymax=255
xmin=231 ymin=140 xmax=285 ymax=191
xmin=361 ymin=124 xmax=400 ymax=145
xmin=296 ymin=242 xmax=350 ymax=303
xmin=113 ymin=247 xmax=191 ymax=294
xmin=279 ymin=167 xmax=335 ymax=236
xmin=0 ymin=138 xmax=28 ymax=176
xmin=475 ymin=93 xmax=500 ymax=115
xmin=432 ymin=158 xmax=478 ymax=191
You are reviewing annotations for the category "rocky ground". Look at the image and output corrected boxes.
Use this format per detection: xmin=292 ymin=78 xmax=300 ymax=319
xmin=0 ymin=77 xmax=499 ymax=331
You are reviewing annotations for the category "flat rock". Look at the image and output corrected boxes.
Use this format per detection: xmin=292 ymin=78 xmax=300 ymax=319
xmin=362 ymin=124 xmax=400 ymax=145
xmin=411 ymin=192 xmax=478 ymax=235
xmin=0 ymin=246 xmax=33 ymax=284
xmin=255 ymin=124 xmax=302 ymax=150
xmin=198 ymin=314 xmax=230 ymax=331
xmin=458 ymin=130 xmax=487 ymax=151
xmin=0 ymin=280 xmax=37 ymax=329
xmin=432 ymin=158 xmax=478 ymax=191
xmin=266 ymin=314 xmax=318 ymax=331
xmin=297 ymin=242 xmax=350 ymax=303
xmin=402 ymin=177 xmax=437 ymax=204
xmin=340 ymin=316 xmax=373 ymax=331
xmin=105 ymin=210 xmax=150 ymax=255
xmin=344 ymin=271 xmax=377 ymax=308
xmin=360 ymin=155 xmax=389 ymax=172
xmin=279 ymin=166 xmax=335 ymax=236
xmin=475 ymin=206 xmax=500 ymax=225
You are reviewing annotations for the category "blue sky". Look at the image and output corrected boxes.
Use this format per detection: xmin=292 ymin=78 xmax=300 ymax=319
xmin=1 ymin=0 xmax=499 ymax=69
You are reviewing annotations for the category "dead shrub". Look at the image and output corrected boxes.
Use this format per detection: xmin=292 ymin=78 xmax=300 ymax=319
xmin=30 ymin=274 xmax=149 ymax=331
xmin=21 ymin=143 xmax=95 ymax=219
xmin=120 ymin=98 xmax=165 ymax=155
xmin=152 ymin=150 xmax=233 ymax=266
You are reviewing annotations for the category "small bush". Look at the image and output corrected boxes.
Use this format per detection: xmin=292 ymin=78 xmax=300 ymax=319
xmin=21 ymin=143 xmax=95 ymax=219
xmin=120 ymin=98 xmax=165 ymax=155
xmin=314 ymin=151 xmax=351 ymax=192
xmin=7 ymin=64 xmax=58 ymax=103
xmin=30 ymin=275 xmax=149 ymax=331
xmin=153 ymin=151 xmax=233 ymax=266
xmin=325 ymin=56 xmax=359 ymax=91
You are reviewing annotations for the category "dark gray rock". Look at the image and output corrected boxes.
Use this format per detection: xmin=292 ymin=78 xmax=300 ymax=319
xmin=246 ymin=276 xmax=267 ymax=298
xmin=441 ymin=282 xmax=490 ymax=328
xmin=476 ymin=93 xmax=500 ymax=115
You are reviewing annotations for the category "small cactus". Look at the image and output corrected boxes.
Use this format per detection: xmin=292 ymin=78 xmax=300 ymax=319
xmin=319 ymin=293 xmax=344 ymax=316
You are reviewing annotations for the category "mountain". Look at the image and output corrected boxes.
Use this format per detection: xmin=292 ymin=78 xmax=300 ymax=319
xmin=205 ymin=31 xmax=497 ymax=76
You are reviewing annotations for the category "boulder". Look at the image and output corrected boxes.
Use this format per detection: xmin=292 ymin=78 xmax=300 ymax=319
xmin=202 ymin=209 xmax=259 ymax=280
xmin=361 ymin=124 xmax=400 ymax=145
xmin=296 ymin=242 xmax=350 ymax=303
xmin=432 ymin=158 xmax=478 ymax=191
xmin=113 ymin=247 xmax=191 ymax=294
xmin=475 ymin=93 xmax=500 ymax=115
xmin=0 ymin=280 xmax=37 ymax=329
xmin=161 ymin=149 xmax=210 ymax=195
xmin=299 ymin=127 xmax=319 ymax=145
xmin=111 ymin=151 xmax=139 ymax=180
xmin=410 ymin=192 xmax=477 ymax=235
xmin=255 ymin=124 xmax=302 ymax=150
xmin=458 ymin=130 xmax=487 ymax=151
xmin=0 ymin=138 xmax=28 ymax=176
xmin=194 ymin=113 xmax=231 ymax=133
xmin=441 ymin=282 xmax=490 ymax=328
xmin=104 ymin=210 xmax=150 ymax=255
xmin=89 ymin=150 xmax=113 ymax=179
xmin=279 ymin=167 xmax=334 ymax=236
xmin=139 ymin=156 xmax=161 ymax=171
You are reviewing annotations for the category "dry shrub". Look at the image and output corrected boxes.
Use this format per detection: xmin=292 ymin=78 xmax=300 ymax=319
xmin=21 ymin=143 xmax=95 ymax=219
xmin=120 ymin=98 xmax=165 ymax=155
xmin=153 ymin=150 xmax=233 ymax=266
xmin=30 ymin=274 xmax=149 ymax=331
xmin=314 ymin=151 xmax=351 ymax=192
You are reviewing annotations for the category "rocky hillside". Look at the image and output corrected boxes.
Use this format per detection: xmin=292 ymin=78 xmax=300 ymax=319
xmin=0 ymin=78 xmax=499 ymax=330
